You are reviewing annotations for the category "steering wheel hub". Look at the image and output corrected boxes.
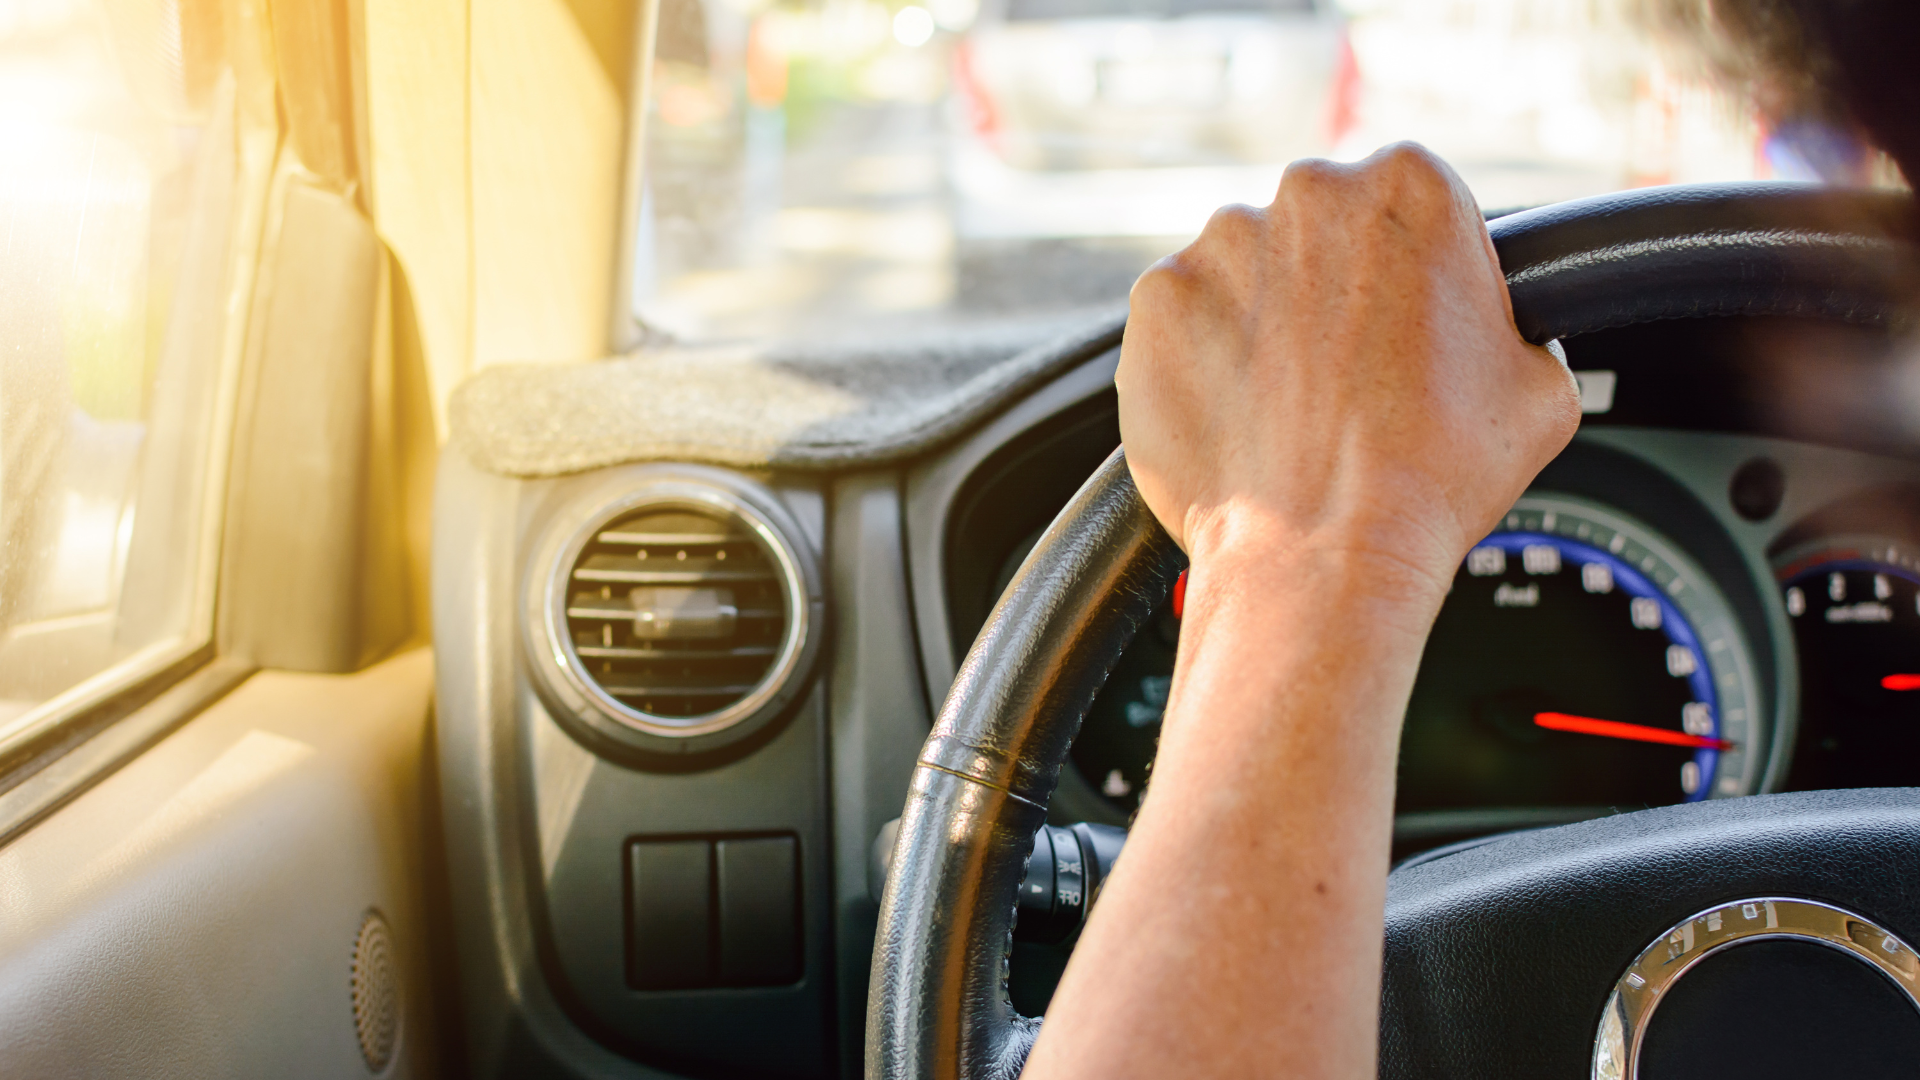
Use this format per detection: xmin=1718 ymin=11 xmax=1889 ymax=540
xmin=1597 ymin=897 xmax=1920 ymax=1080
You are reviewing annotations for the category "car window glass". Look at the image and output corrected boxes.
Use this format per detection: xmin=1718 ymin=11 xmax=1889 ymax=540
xmin=632 ymin=0 xmax=1901 ymax=346
xmin=0 ymin=0 xmax=250 ymax=747
xmin=1004 ymin=0 xmax=1314 ymax=23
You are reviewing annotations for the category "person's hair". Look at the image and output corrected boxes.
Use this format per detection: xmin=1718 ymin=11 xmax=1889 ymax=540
xmin=1642 ymin=0 xmax=1920 ymax=184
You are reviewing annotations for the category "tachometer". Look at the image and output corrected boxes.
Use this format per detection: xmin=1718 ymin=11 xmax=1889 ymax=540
xmin=1774 ymin=536 xmax=1920 ymax=788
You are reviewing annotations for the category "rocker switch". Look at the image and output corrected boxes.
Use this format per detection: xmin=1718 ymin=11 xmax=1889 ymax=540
xmin=628 ymin=839 xmax=713 ymax=990
xmin=716 ymin=836 xmax=801 ymax=986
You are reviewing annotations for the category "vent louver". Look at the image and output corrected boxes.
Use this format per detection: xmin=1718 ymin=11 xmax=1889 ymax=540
xmin=563 ymin=507 xmax=787 ymax=719
xmin=532 ymin=470 xmax=822 ymax=758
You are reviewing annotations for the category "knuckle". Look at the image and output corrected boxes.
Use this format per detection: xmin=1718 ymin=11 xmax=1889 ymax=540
xmin=1199 ymin=202 xmax=1266 ymax=248
xmin=1366 ymin=141 xmax=1457 ymax=208
xmin=1376 ymin=140 xmax=1443 ymax=176
xmin=1128 ymin=255 xmax=1195 ymax=312
xmin=1277 ymin=156 xmax=1346 ymax=201
xmin=1145 ymin=203 xmax=1267 ymax=288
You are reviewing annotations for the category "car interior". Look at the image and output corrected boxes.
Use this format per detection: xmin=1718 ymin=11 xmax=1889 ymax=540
xmin=4 ymin=0 xmax=1920 ymax=1078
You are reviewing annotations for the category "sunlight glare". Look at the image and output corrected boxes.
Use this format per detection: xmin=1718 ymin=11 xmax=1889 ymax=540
xmin=893 ymin=5 xmax=934 ymax=47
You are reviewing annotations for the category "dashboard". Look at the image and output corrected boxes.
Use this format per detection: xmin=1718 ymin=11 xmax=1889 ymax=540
xmin=439 ymin=306 xmax=1920 ymax=1078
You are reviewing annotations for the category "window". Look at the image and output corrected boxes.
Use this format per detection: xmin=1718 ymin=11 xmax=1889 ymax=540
xmin=631 ymin=0 xmax=1901 ymax=345
xmin=0 ymin=0 xmax=258 ymax=750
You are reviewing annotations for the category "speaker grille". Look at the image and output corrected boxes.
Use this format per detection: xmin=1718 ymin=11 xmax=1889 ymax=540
xmin=351 ymin=910 xmax=399 ymax=1073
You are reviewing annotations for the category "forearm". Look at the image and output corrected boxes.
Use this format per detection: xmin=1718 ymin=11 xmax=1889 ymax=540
xmin=1026 ymin=143 xmax=1576 ymax=1079
xmin=1022 ymin=541 xmax=1448 ymax=1080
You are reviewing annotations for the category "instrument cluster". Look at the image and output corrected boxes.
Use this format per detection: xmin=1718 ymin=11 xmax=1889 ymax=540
xmin=1044 ymin=436 xmax=1920 ymax=850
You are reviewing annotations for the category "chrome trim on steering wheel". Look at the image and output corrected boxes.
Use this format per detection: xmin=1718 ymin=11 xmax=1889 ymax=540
xmin=1593 ymin=897 xmax=1920 ymax=1079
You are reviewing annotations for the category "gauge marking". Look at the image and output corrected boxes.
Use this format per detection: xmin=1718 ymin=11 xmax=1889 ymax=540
xmin=1630 ymin=597 xmax=1661 ymax=629
xmin=1665 ymin=645 xmax=1697 ymax=677
xmin=1468 ymin=546 xmax=1507 ymax=576
xmin=1582 ymin=563 xmax=1614 ymax=593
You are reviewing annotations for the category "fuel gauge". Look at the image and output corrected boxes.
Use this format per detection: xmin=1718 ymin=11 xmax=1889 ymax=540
xmin=1775 ymin=537 xmax=1920 ymax=788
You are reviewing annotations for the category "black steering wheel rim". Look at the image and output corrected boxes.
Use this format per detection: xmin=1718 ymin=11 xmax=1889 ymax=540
xmin=868 ymin=182 xmax=1920 ymax=1080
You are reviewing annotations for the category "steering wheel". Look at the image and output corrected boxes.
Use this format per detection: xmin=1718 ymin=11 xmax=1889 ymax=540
xmin=869 ymin=182 xmax=1920 ymax=1080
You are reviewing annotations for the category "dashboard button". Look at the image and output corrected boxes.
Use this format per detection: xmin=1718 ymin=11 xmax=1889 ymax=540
xmin=629 ymin=839 xmax=714 ymax=990
xmin=716 ymin=836 xmax=801 ymax=987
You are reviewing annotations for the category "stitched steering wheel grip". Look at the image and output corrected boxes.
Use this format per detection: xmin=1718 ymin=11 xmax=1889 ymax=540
xmin=866 ymin=183 xmax=1919 ymax=1080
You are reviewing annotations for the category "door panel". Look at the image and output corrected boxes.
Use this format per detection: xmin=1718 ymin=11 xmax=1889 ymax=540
xmin=0 ymin=650 xmax=438 ymax=1079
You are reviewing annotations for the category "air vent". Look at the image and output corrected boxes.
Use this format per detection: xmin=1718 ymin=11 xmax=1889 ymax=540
xmin=566 ymin=508 xmax=785 ymax=718
xmin=532 ymin=469 xmax=823 ymax=756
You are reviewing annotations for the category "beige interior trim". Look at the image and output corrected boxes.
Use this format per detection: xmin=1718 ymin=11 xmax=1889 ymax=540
xmin=364 ymin=0 xmax=640 ymax=435
xmin=222 ymin=172 xmax=419 ymax=671
xmin=471 ymin=0 xmax=627 ymax=369
xmin=269 ymin=0 xmax=366 ymax=200
xmin=0 ymin=657 xmax=254 ymax=848
xmin=365 ymin=0 xmax=474 ymax=438
xmin=0 ymin=643 xmax=212 ymax=769
xmin=0 ymin=650 xmax=439 ymax=1078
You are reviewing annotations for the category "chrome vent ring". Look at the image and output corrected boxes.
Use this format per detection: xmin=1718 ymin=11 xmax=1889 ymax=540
xmin=529 ymin=467 xmax=823 ymax=757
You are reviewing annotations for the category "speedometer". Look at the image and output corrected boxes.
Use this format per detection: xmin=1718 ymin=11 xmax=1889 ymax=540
xmin=1399 ymin=497 xmax=1764 ymax=813
xmin=1067 ymin=495 xmax=1768 ymax=826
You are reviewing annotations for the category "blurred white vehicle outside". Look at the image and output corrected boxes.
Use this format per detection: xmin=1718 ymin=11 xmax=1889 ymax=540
xmin=950 ymin=0 xmax=1349 ymax=239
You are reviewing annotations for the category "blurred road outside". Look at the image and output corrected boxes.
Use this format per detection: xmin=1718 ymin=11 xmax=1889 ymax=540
xmin=633 ymin=0 xmax=1816 ymax=347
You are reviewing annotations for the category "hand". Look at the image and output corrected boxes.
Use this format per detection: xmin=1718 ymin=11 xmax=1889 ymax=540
xmin=1117 ymin=142 xmax=1580 ymax=600
xmin=1026 ymin=146 xmax=1580 ymax=1080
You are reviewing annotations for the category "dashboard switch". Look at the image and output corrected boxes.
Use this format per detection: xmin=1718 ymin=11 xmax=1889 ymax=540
xmin=629 ymin=839 xmax=714 ymax=990
xmin=716 ymin=836 xmax=801 ymax=987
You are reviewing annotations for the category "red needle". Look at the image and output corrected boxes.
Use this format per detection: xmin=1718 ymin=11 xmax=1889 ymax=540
xmin=1883 ymin=675 xmax=1920 ymax=691
xmin=1534 ymin=711 xmax=1734 ymax=751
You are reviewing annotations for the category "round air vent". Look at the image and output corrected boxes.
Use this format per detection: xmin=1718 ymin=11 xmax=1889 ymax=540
xmin=529 ymin=467 xmax=824 ymax=758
